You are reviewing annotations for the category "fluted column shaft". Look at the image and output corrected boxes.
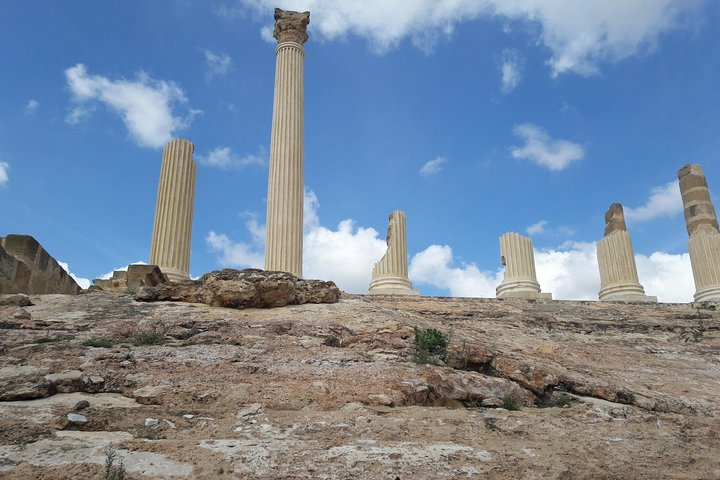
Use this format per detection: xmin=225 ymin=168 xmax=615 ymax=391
xmin=265 ymin=11 xmax=309 ymax=278
xmin=597 ymin=231 xmax=648 ymax=300
xmin=496 ymin=232 xmax=551 ymax=299
xmin=679 ymin=163 xmax=720 ymax=301
xmin=369 ymin=211 xmax=418 ymax=295
xmin=150 ymin=139 xmax=196 ymax=281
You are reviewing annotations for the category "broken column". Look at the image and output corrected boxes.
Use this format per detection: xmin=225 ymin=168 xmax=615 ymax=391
xmin=496 ymin=232 xmax=551 ymax=299
xmin=678 ymin=163 xmax=720 ymax=301
xmin=368 ymin=210 xmax=419 ymax=296
xmin=149 ymin=138 xmax=196 ymax=282
xmin=264 ymin=8 xmax=310 ymax=277
xmin=596 ymin=203 xmax=656 ymax=302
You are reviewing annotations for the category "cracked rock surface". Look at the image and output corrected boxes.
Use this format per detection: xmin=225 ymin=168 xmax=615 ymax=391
xmin=0 ymin=292 xmax=718 ymax=479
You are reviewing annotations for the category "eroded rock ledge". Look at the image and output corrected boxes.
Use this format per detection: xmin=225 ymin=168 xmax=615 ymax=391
xmin=134 ymin=268 xmax=341 ymax=308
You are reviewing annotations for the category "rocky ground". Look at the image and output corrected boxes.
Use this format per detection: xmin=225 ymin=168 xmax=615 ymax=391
xmin=0 ymin=291 xmax=719 ymax=479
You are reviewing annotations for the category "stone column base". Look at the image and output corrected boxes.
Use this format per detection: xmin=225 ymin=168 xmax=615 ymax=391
xmin=368 ymin=276 xmax=420 ymax=296
xmin=599 ymin=283 xmax=657 ymax=303
xmin=162 ymin=268 xmax=191 ymax=283
xmin=496 ymin=278 xmax=552 ymax=300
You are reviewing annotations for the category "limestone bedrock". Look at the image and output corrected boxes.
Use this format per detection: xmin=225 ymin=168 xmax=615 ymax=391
xmin=368 ymin=210 xmax=419 ymax=296
xmin=679 ymin=163 xmax=720 ymax=301
xmin=150 ymin=139 xmax=196 ymax=282
xmin=265 ymin=9 xmax=310 ymax=277
xmin=596 ymin=203 xmax=656 ymax=303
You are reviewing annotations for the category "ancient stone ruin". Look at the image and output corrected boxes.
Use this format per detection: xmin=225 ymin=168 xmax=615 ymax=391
xmin=264 ymin=8 xmax=310 ymax=278
xmin=496 ymin=232 xmax=551 ymax=300
xmin=679 ymin=163 xmax=720 ymax=301
xmin=368 ymin=210 xmax=419 ymax=296
xmin=91 ymin=264 xmax=168 ymax=294
xmin=596 ymin=203 xmax=656 ymax=302
xmin=0 ymin=234 xmax=80 ymax=294
xmin=149 ymin=138 xmax=196 ymax=282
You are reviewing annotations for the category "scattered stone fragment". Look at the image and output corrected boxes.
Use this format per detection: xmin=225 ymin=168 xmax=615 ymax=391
xmin=145 ymin=418 xmax=159 ymax=427
xmin=0 ymin=293 xmax=32 ymax=307
xmin=133 ymin=385 xmax=169 ymax=405
xmin=368 ymin=394 xmax=395 ymax=407
xmin=237 ymin=403 xmax=263 ymax=419
xmin=163 ymin=419 xmax=176 ymax=429
xmin=66 ymin=413 xmax=87 ymax=424
xmin=74 ymin=400 xmax=90 ymax=411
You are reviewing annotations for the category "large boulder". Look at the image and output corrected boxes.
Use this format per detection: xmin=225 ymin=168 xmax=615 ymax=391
xmin=134 ymin=268 xmax=341 ymax=309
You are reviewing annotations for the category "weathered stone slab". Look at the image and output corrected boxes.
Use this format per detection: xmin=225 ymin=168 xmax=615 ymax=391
xmin=135 ymin=268 xmax=340 ymax=309
xmin=92 ymin=264 xmax=168 ymax=293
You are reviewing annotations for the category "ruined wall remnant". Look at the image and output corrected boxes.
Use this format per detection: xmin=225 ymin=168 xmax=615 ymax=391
xmin=0 ymin=234 xmax=80 ymax=294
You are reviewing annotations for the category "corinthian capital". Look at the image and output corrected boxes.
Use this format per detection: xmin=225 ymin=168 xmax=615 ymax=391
xmin=273 ymin=8 xmax=310 ymax=45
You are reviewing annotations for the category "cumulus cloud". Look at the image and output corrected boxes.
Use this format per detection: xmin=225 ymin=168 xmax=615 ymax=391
xmin=0 ymin=162 xmax=9 ymax=186
xmin=232 ymin=0 xmax=698 ymax=75
xmin=410 ymin=245 xmax=502 ymax=297
xmin=64 ymin=64 xmax=197 ymax=148
xmin=411 ymin=240 xmax=693 ymax=302
xmin=57 ymin=261 xmax=92 ymax=289
xmin=204 ymin=49 xmax=232 ymax=76
xmin=206 ymin=189 xmax=387 ymax=293
xmin=511 ymin=123 xmax=584 ymax=171
xmin=624 ymin=180 xmax=682 ymax=222
xmin=420 ymin=156 xmax=446 ymax=176
xmin=198 ymin=147 xmax=266 ymax=169
xmin=499 ymin=49 xmax=523 ymax=93
xmin=24 ymin=99 xmax=39 ymax=115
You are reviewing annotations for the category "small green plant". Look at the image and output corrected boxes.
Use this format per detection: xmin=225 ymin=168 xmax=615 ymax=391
xmin=678 ymin=329 xmax=704 ymax=343
xmin=501 ymin=394 xmax=521 ymax=411
xmin=414 ymin=326 xmax=449 ymax=365
xmin=104 ymin=447 xmax=126 ymax=480
xmin=83 ymin=338 xmax=114 ymax=348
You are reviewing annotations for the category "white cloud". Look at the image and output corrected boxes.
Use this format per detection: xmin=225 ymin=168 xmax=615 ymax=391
xmin=0 ymin=162 xmax=9 ymax=186
xmin=624 ymin=180 xmax=682 ymax=223
xmin=204 ymin=49 xmax=232 ymax=76
xmin=65 ymin=106 xmax=95 ymax=125
xmin=636 ymin=251 xmax=693 ymax=303
xmin=499 ymin=49 xmax=523 ymax=93
xmin=197 ymin=146 xmax=266 ymax=169
xmin=24 ymin=99 xmax=39 ymax=115
xmin=234 ymin=0 xmax=698 ymax=75
xmin=526 ymin=220 xmax=548 ymax=235
xmin=420 ymin=156 xmax=446 ymax=176
xmin=207 ymin=230 xmax=264 ymax=268
xmin=64 ymin=64 xmax=197 ymax=148
xmin=511 ymin=123 xmax=584 ymax=171
xmin=411 ymin=240 xmax=693 ymax=302
xmin=57 ymin=261 xmax=91 ymax=290
xmin=410 ymin=245 xmax=502 ymax=297
xmin=206 ymin=189 xmax=387 ymax=293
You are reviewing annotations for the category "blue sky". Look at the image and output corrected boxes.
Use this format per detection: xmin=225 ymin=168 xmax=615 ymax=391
xmin=1 ymin=0 xmax=719 ymax=301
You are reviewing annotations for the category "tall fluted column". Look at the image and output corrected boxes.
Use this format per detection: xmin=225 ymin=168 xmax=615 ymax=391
xmin=596 ymin=203 xmax=656 ymax=302
xmin=368 ymin=210 xmax=419 ymax=296
xmin=679 ymin=163 xmax=720 ymax=301
xmin=149 ymin=138 xmax=196 ymax=282
xmin=264 ymin=8 xmax=310 ymax=277
xmin=496 ymin=232 xmax=551 ymax=299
